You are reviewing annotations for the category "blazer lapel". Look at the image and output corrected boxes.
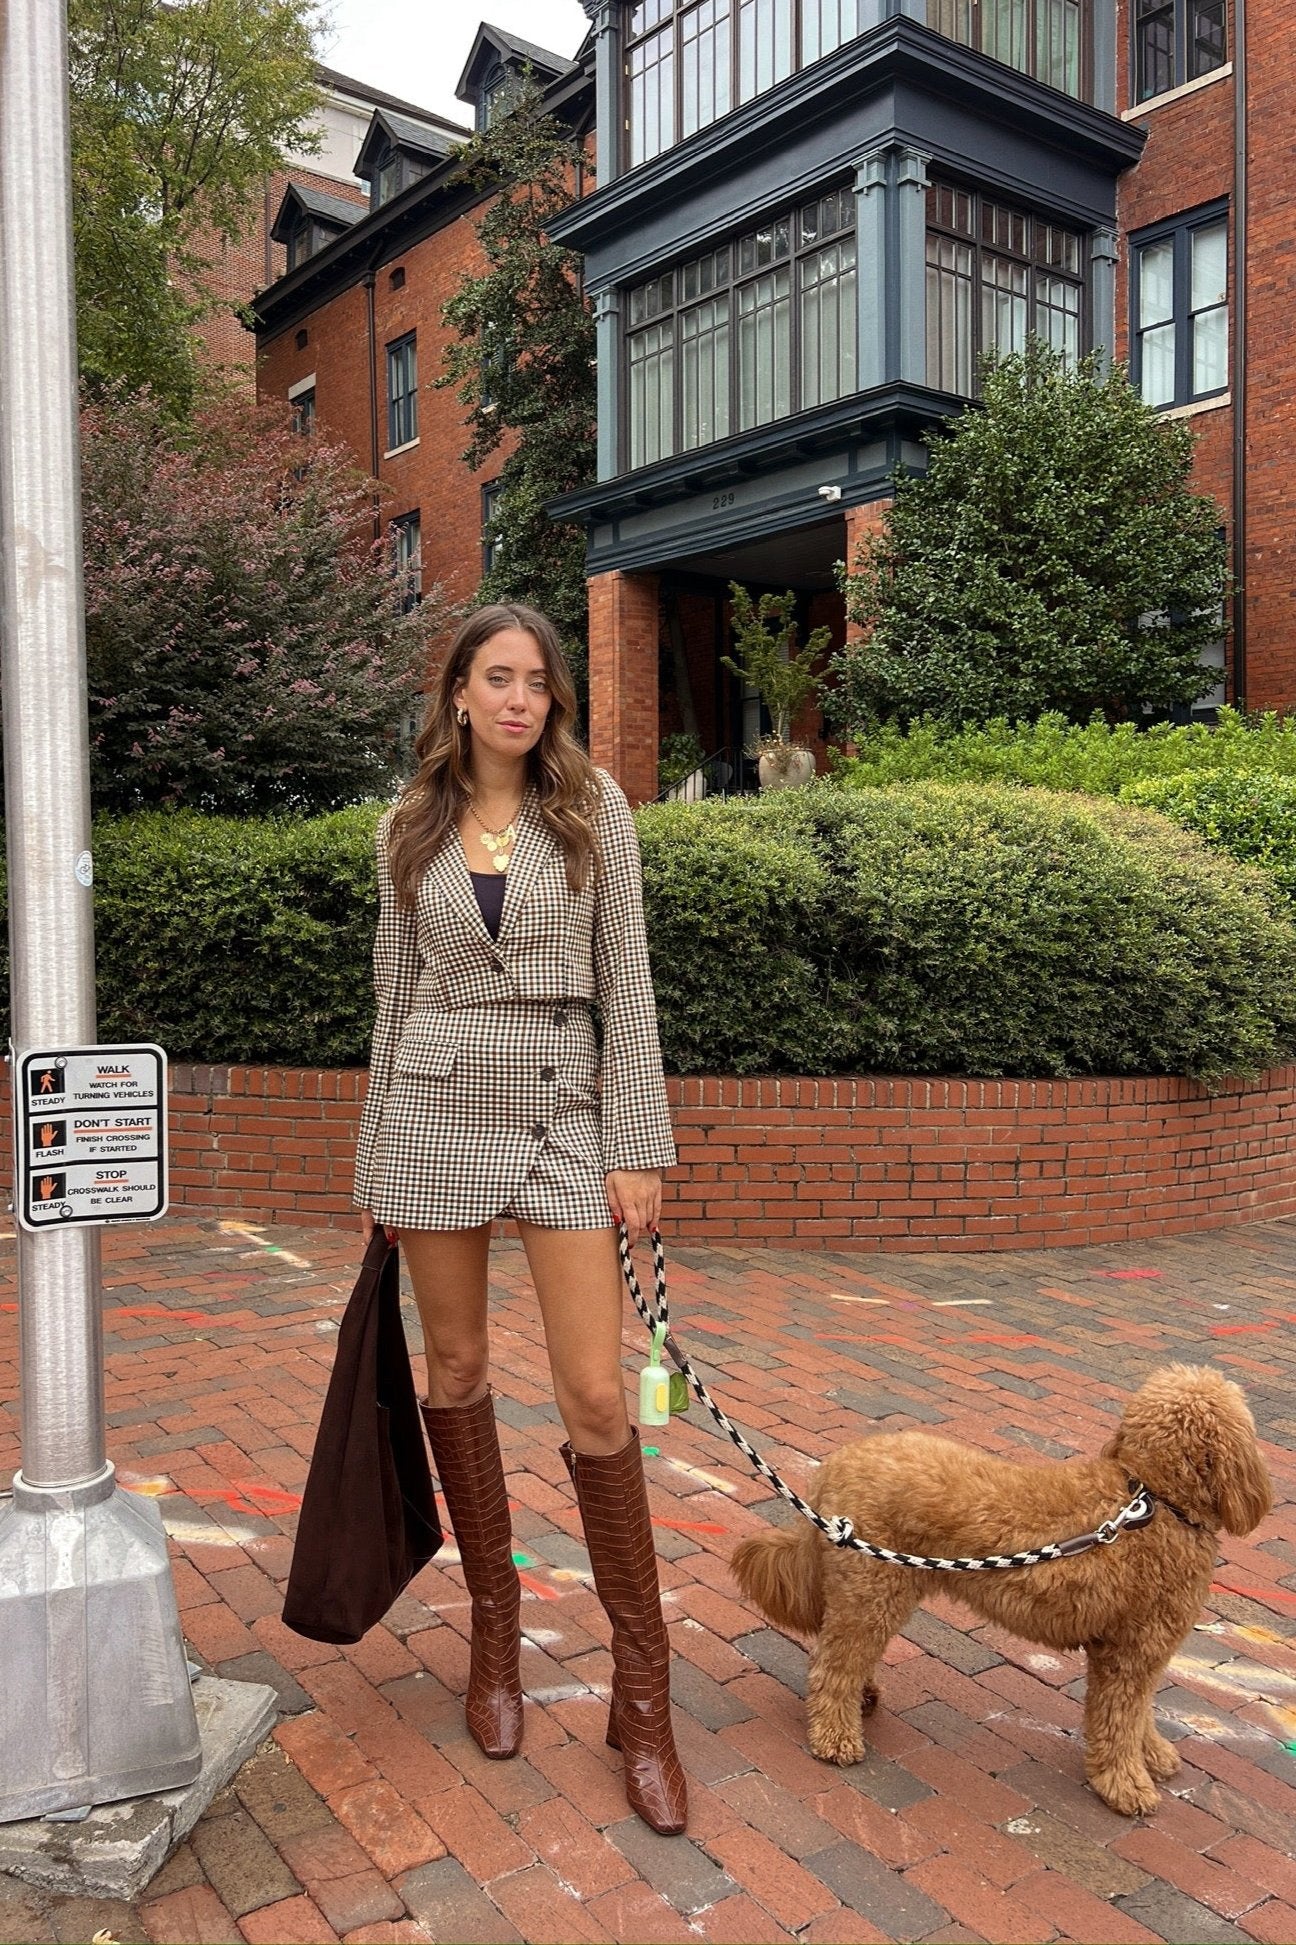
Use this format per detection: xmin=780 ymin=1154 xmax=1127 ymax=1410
xmin=496 ymin=793 xmax=554 ymax=944
xmin=425 ymin=830 xmax=492 ymax=942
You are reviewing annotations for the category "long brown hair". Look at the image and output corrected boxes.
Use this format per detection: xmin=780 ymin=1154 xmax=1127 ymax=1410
xmin=387 ymin=603 xmax=599 ymax=906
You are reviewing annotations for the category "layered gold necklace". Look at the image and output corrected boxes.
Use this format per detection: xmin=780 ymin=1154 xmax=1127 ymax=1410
xmin=466 ymin=797 xmax=520 ymax=873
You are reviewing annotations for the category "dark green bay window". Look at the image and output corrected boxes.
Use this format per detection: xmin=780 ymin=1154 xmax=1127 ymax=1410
xmin=626 ymin=0 xmax=867 ymax=166
xmin=626 ymin=188 xmax=857 ymax=468
xmin=927 ymin=0 xmax=1087 ymax=97
xmin=926 ymin=184 xmax=1084 ymax=395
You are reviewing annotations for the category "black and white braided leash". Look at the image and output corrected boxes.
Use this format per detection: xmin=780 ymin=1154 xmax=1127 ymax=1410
xmin=618 ymin=1227 xmax=1156 ymax=1573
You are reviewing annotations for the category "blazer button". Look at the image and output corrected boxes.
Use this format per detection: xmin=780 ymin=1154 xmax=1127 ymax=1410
xmin=553 ymin=1007 xmax=568 ymax=1028
xmin=531 ymin=1122 xmax=547 ymax=1140
xmin=540 ymin=1065 xmax=557 ymax=1082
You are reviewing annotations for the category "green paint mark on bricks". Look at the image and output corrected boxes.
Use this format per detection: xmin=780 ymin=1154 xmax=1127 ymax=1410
xmin=643 ymin=1446 xmax=660 ymax=1457
xmin=511 ymin=1550 xmax=534 ymax=1568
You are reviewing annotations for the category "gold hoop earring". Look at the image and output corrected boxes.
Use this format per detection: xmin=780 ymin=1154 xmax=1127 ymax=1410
xmin=457 ymin=707 xmax=469 ymax=727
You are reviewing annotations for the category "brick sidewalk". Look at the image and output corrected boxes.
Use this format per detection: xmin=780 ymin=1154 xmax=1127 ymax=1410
xmin=2 ymin=1216 xmax=1296 ymax=1945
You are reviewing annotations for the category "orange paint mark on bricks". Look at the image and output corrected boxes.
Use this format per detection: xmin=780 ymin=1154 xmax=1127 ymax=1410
xmin=1213 ymin=1579 xmax=1296 ymax=1609
xmin=197 ymin=1481 xmax=302 ymax=1518
xmin=516 ymin=1569 xmax=561 ymax=1601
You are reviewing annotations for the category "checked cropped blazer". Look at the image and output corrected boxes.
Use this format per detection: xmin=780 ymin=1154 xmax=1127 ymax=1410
xmin=353 ymin=771 xmax=678 ymax=1232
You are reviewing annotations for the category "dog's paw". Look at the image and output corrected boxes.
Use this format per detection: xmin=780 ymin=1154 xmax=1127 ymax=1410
xmin=860 ymin=1683 xmax=879 ymax=1718
xmin=809 ymin=1722 xmax=867 ymax=1766
xmin=1143 ymin=1730 xmax=1181 ymax=1782
xmin=1087 ymin=1763 xmax=1161 ymax=1818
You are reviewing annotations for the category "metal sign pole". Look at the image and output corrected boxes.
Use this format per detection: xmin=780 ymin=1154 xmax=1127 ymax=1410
xmin=0 ymin=0 xmax=200 ymax=1821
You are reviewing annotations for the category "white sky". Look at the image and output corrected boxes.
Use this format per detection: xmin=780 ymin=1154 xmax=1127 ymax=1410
xmin=318 ymin=0 xmax=592 ymax=127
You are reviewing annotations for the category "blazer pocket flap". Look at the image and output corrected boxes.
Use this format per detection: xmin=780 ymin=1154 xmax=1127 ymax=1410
xmin=394 ymin=1037 xmax=458 ymax=1079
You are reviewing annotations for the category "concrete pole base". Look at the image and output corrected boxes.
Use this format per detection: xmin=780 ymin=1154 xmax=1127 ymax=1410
xmin=0 ymin=1470 xmax=202 ymax=1824
xmin=0 ymin=1675 xmax=278 ymax=1900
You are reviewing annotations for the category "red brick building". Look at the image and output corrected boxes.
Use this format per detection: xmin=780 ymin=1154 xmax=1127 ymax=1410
xmin=251 ymin=4 xmax=1294 ymax=803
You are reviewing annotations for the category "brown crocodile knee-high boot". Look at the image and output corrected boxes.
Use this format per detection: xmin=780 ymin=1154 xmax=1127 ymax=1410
xmin=562 ymin=1430 xmax=688 ymax=1835
xmin=422 ymin=1392 xmax=523 ymax=1759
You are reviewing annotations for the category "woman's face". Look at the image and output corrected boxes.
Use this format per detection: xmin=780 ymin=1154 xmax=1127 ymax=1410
xmin=454 ymin=627 xmax=553 ymax=765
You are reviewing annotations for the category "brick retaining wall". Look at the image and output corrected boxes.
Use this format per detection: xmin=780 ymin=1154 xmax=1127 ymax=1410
xmin=125 ymin=1064 xmax=1296 ymax=1251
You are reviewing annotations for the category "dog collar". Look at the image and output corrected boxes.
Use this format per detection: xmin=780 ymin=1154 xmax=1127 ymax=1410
xmin=1143 ymin=1488 xmax=1215 ymax=1536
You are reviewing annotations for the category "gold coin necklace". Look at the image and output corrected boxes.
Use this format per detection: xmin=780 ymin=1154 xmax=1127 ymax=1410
xmin=466 ymin=798 xmax=519 ymax=873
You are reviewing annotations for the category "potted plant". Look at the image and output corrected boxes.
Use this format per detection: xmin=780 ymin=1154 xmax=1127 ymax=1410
xmin=722 ymin=583 xmax=830 ymax=790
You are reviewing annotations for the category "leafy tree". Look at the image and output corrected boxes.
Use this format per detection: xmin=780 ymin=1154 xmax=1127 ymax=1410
xmin=70 ymin=0 xmax=321 ymax=409
xmin=830 ymin=340 xmax=1229 ymax=732
xmin=722 ymin=584 xmax=830 ymax=746
xmin=440 ymin=78 xmax=596 ymax=697
xmin=80 ymin=389 xmax=445 ymax=812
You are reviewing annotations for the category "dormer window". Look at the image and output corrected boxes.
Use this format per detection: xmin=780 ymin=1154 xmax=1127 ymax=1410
xmin=457 ymin=26 xmax=568 ymax=138
xmin=286 ymin=220 xmax=328 ymax=270
xmin=481 ymin=61 xmax=523 ymax=129
xmin=355 ymin=108 xmax=455 ymax=212
xmin=371 ymin=146 xmax=430 ymax=209
xmin=271 ymin=184 xmax=361 ymax=275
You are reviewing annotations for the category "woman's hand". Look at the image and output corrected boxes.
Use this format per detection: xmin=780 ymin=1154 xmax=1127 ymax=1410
xmin=605 ymin=1169 xmax=662 ymax=1249
xmin=359 ymin=1209 xmax=399 ymax=1246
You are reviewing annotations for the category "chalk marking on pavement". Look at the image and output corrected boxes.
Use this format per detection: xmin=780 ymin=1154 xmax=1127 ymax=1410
xmin=827 ymin=1294 xmax=891 ymax=1305
xmin=930 ymin=1299 xmax=993 ymax=1307
xmin=517 ymin=1568 xmax=562 ymax=1601
xmin=1213 ymin=1578 xmax=1296 ymax=1610
xmin=661 ymin=1456 xmax=737 ymax=1494
xmin=219 ymin=1220 xmax=314 ymax=1269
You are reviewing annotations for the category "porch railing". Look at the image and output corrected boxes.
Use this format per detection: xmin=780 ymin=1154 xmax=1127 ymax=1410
xmin=658 ymin=746 xmax=747 ymax=803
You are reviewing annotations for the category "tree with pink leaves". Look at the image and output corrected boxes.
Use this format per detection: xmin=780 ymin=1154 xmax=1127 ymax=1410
xmin=79 ymin=390 xmax=447 ymax=812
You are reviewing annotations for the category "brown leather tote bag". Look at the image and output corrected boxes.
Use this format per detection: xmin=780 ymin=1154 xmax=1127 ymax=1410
xmin=283 ymin=1230 xmax=442 ymax=1643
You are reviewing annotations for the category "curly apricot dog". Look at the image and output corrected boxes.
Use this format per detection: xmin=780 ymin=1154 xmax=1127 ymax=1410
xmin=731 ymin=1365 xmax=1271 ymax=1817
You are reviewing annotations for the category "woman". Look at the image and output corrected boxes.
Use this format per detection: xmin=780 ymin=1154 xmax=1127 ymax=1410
xmin=354 ymin=603 xmax=686 ymax=1836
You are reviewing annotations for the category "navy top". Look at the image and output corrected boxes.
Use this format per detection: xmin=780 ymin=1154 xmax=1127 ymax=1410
xmin=469 ymin=869 xmax=507 ymax=941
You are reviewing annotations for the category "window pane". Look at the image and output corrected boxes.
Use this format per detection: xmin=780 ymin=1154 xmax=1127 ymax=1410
xmin=1192 ymin=306 xmax=1228 ymax=394
xmin=927 ymin=0 xmax=972 ymax=42
xmin=1137 ymin=0 xmax=1175 ymax=99
xmin=681 ymin=295 xmax=731 ymax=447
xmin=629 ymin=321 xmax=675 ymax=466
xmin=1139 ymin=239 xmax=1175 ymax=326
xmin=926 ymin=234 xmax=974 ymax=394
xmin=800 ymin=238 xmax=857 ymax=408
xmin=802 ymin=0 xmax=861 ymax=62
xmin=1140 ymin=321 xmax=1176 ymax=406
xmin=738 ymin=0 xmax=794 ymax=102
xmin=629 ymin=26 xmax=674 ymax=166
xmin=1036 ymin=0 xmax=1081 ymax=94
xmin=681 ymin=0 xmax=732 ymax=136
xmin=1035 ymin=272 xmax=1081 ymax=364
xmin=982 ymin=0 xmax=1027 ymax=72
xmin=630 ymin=0 xmax=671 ymax=31
xmin=981 ymin=253 xmax=1029 ymax=357
xmin=1190 ymin=0 xmax=1227 ymax=76
xmin=1191 ymin=220 xmax=1227 ymax=309
xmin=737 ymin=266 xmax=791 ymax=427
xmin=387 ymin=338 xmax=417 ymax=448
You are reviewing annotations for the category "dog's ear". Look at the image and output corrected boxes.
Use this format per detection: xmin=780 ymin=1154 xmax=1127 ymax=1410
xmin=1207 ymin=1394 xmax=1274 ymax=1537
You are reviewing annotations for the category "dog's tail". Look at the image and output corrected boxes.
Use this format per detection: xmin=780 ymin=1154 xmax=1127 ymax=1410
xmin=730 ymin=1523 xmax=825 ymax=1637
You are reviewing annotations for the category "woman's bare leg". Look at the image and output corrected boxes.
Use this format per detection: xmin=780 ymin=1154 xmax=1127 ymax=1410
xmin=399 ymin=1223 xmax=494 ymax=1407
xmin=514 ymin=1221 xmax=631 ymax=1453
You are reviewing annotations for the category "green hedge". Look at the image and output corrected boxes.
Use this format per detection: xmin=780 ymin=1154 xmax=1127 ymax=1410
xmin=1 ymin=787 xmax=1293 ymax=1079
xmin=1121 ymin=772 xmax=1296 ymax=905
xmin=834 ymin=709 xmax=1296 ymax=795
xmin=637 ymin=786 xmax=1296 ymax=1080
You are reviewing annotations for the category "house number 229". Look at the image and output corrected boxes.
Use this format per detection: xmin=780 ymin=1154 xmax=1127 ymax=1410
xmin=712 ymin=491 xmax=736 ymax=511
